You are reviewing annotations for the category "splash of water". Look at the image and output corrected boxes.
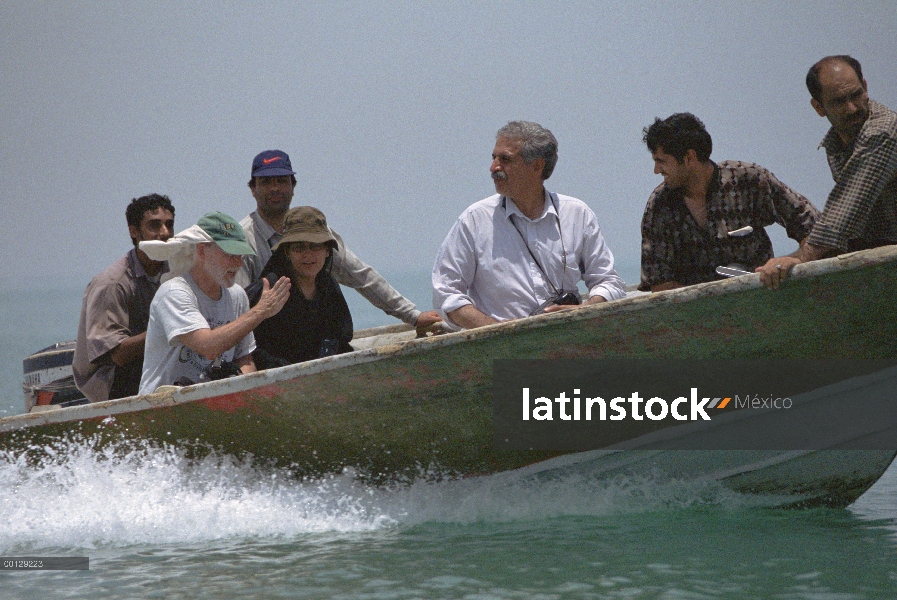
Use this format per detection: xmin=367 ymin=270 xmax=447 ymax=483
xmin=0 ymin=435 xmax=745 ymax=551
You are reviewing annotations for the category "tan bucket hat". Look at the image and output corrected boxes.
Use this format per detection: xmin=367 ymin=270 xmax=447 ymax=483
xmin=272 ymin=206 xmax=339 ymax=252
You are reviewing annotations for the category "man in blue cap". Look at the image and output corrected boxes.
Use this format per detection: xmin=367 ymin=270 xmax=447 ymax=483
xmin=139 ymin=212 xmax=290 ymax=394
xmin=236 ymin=150 xmax=441 ymax=329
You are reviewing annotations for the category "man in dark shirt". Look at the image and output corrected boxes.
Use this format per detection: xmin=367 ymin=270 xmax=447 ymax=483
xmin=758 ymin=55 xmax=897 ymax=288
xmin=640 ymin=113 xmax=818 ymax=292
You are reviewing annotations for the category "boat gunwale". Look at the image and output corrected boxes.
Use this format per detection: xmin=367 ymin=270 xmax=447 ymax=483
xmin=3 ymin=244 xmax=897 ymax=433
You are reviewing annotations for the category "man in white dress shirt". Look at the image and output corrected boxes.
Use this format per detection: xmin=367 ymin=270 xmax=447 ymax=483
xmin=433 ymin=121 xmax=625 ymax=329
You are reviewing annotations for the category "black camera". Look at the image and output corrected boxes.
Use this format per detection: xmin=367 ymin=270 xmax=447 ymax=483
xmin=204 ymin=360 xmax=243 ymax=381
xmin=529 ymin=291 xmax=581 ymax=316
xmin=319 ymin=339 xmax=342 ymax=358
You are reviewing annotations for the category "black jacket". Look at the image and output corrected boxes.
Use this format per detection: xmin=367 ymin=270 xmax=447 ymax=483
xmin=246 ymin=250 xmax=353 ymax=369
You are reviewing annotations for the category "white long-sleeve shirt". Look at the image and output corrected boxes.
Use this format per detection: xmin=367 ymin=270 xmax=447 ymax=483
xmin=433 ymin=191 xmax=625 ymax=327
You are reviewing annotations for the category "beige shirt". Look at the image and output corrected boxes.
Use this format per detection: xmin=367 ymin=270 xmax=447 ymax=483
xmin=73 ymin=249 xmax=162 ymax=402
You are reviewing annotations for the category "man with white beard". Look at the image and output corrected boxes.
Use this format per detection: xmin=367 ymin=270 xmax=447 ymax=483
xmin=139 ymin=212 xmax=290 ymax=394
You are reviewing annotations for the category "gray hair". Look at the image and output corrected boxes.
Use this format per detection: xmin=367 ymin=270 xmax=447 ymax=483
xmin=496 ymin=121 xmax=558 ymax=180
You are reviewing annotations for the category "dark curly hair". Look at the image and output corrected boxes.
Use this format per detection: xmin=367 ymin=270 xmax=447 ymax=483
xmin=642 ymin=113 xmax=713 ymax=163
xmin=126 ymin=193 xmax=175 ymax=229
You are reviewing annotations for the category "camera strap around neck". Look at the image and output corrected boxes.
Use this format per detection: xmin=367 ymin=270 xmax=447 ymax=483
xmin=508 ymin=192 xmax=567 ymax=297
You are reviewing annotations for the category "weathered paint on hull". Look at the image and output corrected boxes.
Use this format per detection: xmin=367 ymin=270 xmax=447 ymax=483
xmin=3 ymin=247 xmax=897 ymax=506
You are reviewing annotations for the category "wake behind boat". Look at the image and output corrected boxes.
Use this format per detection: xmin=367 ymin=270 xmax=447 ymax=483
xmin=6 ymin=245 xmax=897 ymax=507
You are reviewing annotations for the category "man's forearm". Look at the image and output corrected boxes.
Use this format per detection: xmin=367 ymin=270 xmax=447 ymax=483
xmin=235 ymin=353 xmax=256 ymax=374
xmin=333 ymin=246 xmax=419 ymax=324
xmin=352 ymin=280 xmax=419 ymax=324
xmin=109 ymin=331 xmax=147 ymax=367
xmin=794 ymin=241 xmax=836 ymax=263
xmin=650 ymin=281 xmax=683 ymax=292
xmin=447 ymin=304 xmax=499 ymax=329
xmin=756 ymin=240 xmax=838 ymax=289
xmin=785 ymin=237 xmax=810 ymax=259
xmin=179 ymin=276 xmax=290 ymax=360
xmin=178 ymin=306 xmax=267 ymax=361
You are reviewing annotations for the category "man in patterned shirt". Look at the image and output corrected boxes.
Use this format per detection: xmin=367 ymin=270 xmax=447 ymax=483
xmin=640 ymin=113 xmax=818 ymax=292
xmin=758 ymin=55 xmax=897 ymax=288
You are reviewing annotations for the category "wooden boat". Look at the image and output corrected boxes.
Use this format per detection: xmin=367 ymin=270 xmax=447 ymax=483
xmin=5 ymin=245 xmax=897 ymax=508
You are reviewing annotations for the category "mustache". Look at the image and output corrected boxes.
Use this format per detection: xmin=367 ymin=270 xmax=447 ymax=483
xmin=491 ymin=172 xmax=507 ymax=181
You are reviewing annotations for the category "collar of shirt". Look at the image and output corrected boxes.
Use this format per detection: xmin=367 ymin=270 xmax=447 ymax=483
xmin=655 ymin=162 xmax=720 ymax=208
xmin=820 ymin=128 xmax=844 ymax=154
xmin=500 ymin=189 xmax=557 ymax=223
xmin=657 ymin=162 xmax=748 ymax=240
xmin=819 ymin=99 xmax=889 ymax=154
xmin=128 ymin=247 xmax=168 ymax=281
xmin=250 ymin=210 xmax=282 ymax=249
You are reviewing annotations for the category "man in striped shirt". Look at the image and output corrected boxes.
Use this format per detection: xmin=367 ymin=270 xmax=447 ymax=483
xmin=758 ymin=55 xmax=897 ymax=288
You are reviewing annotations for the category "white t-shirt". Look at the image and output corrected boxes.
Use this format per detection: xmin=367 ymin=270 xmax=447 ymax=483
xmin=139 ymin=273 xmax=255 ymax=395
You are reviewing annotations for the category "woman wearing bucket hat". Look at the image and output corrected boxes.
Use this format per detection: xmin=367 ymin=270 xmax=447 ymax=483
xmin=246 ymin=206 xmax=354 ymax=368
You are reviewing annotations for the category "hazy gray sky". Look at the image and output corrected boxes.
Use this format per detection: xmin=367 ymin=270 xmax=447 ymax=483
xmin=2 ymin=1 xmax=895 ymax=290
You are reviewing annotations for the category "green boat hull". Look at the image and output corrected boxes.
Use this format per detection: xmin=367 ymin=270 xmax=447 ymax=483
xmin=4 ymin=246 xmax=897 ymax=507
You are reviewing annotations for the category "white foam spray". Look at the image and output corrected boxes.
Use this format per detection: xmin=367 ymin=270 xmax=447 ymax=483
xmin=0 ymin=435 xmax=746 ymax=552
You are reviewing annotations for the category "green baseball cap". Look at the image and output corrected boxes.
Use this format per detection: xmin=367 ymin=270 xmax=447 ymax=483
xmin=196 ymin=212 xmax=256 ymax=256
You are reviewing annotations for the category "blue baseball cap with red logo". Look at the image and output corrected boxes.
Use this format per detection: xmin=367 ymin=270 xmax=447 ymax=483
xmin=251 ymin=150 xmax=296 ymax=178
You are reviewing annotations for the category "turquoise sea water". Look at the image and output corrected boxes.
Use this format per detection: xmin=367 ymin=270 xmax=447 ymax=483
xmin=2 ymin=273 xmax=897 ymax=598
